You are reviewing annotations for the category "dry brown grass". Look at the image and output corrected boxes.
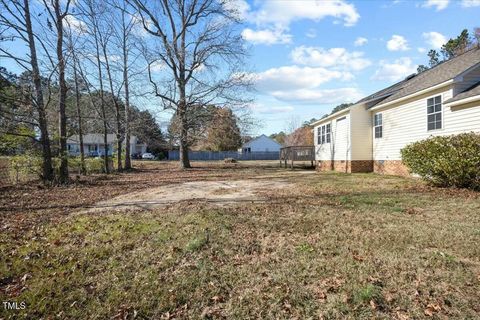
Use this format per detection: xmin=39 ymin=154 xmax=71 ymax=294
xmin=1 ymin=161 xmax=479 ymax=319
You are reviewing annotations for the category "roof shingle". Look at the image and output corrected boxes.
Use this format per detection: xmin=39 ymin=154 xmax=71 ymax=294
xmin=357 ymin=48 xmax=480 ymax=108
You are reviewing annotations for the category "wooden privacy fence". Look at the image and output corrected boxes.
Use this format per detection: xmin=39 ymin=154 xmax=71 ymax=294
xmin=280 ymin=146 xmax=315 ymax=169
xmin=167 ymin=150 xmax=280 ymax=161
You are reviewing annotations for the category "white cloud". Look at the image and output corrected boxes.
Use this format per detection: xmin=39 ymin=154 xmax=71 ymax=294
xmin=422 ymin=0 xmax=449 ymax=10
xmin=272 ymin=88 xmax=364 ymax=104
xmin=251 ymin=0 xmax=360 ymax=27
xmin=241 ymin=0 xmax=360 ymax=44
xmin=249 ymin=66 xmax=353 ymax=92
xmin=290 ymin=46 xmax=371 ymax=71
xmin=422 ymin=31 xmax=447 ymax=49
xmin=461 ymin=0 xmax=480 ymax=7
xmin=224 ymin=0 xmax=250 ymax=19
xmin=354 ymin=37 xmax=368 ymax=47
xmin=386 ymin=35 xmax=410 ymax=51
xmin=241 ymin=27 xmax=292 ymax=45
xmin=250 ymin=104 xmax=295 ymax=114
xmin=149 ymin=61 xmax=165 ymax=72
xmin=64 ymin=15 xmax=87 ymax=33
xmin=372 ymin=58 xmax=417 ymax=82
xmin=246 ymin=65 xmax=360 ymax=105
xmin=418 ymin=47 xmax=427 ymax=53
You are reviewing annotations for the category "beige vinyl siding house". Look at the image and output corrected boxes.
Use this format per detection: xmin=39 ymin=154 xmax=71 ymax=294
xmin=313 ymin=47 xmax=480 ymax=175
xmin=314 ymin=104 xmax=374 ymax=173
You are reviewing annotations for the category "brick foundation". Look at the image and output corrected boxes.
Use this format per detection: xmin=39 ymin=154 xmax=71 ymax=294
xmin=317 ymin=159 xmax=411 ymax=176
xmin=350 ymin=160 xmax=374 ymax=173
xmin=316 ymin=160 xmax=373 ymax=173
xmin=373 ymin=160 xmax=410 ymax=176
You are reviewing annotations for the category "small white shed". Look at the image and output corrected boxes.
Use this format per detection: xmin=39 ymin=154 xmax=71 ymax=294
xmin=240 ymin=134 xmax=282 ymax=153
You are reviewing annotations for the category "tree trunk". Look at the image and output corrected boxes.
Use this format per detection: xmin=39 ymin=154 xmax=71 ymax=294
xmin=179 ymin=138 xmax=190 ymax=168
xmin=122 ymin=10 xmax=131 ymax=170
xmin=55 ymin=0 xmax=69 ymax=183
xmin=24 ymin=0 xmax=53 ymax=183
xmin=102 ymin=45 xmax=122 ymax=171
xmin=178 ymin=21 xmax=190 ymax=169
xmin=72 ymin=56 xmax=86 ymax=174
xmin=103 ymin=122 xmax=109 ymax=173
xmin=123 ymin=59 xmax=131 ymax=170
xmin=178 ymin=104 xmax=191 ymax=169
xmin=90 ymin=9 xmax=109 ymax=174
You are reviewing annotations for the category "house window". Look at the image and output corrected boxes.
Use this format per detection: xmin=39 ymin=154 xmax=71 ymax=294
xmin=317 ymin=123 xmax=331 ymax=144
xmin=326 ymin=124 xmax=331 ymax=143
xmin=427 ymin=95 xmax=442 ymax=131
xmin=374 ymin=113 xmax=382 ymax=139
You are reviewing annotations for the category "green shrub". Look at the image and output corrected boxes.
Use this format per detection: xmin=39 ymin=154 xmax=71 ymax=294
xmin=401 ymin=132 xmax=480 ymax=190
xmin=84 ymin=157 xmax=105 ymax=174
xmin=9 ymin=155 xmax=43 ymax=181
xmin=69 ymin=157 xmax=105 ymax=174
xmin=8 ymin=156 xmax=107 ymax=182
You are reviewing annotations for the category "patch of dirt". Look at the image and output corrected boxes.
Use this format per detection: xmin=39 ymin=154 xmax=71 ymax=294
xmin=83 ymin=179 xmax=293 ymax=213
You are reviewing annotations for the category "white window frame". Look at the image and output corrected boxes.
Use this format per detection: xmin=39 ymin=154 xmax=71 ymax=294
xmin=326 ymin=123 xmax=331 ymax=143
xmin=374 ymin=113 xmax=383 ymax=139
xmin=317 ymin=123 xmax=331 ymax=145
xmin=426 ymin=94 xmax=443 ymax=132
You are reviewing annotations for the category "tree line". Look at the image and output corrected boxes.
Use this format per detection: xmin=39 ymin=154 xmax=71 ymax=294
xmin=0 ymin=0 xmax=250 ymax=184
xmin=417 ymin=28 xmax=480 ymax=73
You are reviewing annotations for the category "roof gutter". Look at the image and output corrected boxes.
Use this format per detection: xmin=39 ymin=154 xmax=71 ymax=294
xmin=444 ymin=94 xmax=480 ymax=107
xmin=369 ymin=79 xmax=454 ymax=111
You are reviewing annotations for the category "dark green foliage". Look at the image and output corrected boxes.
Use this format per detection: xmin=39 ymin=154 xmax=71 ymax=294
xmin=270 ymin=131 xmax=286 ymax=145
xmin=417 ymin=64 xmax=429 ymax=73
xmin=401 ymin=133 xmax=480 ymax=190
xmin=330 ymin=103 xmax=353 ymax=115
xmin=418 ymin=28 xmax=478 ymax=73
xmin=427 ymin=49 xmax=441 ymax=67
xmin=204 ymin=108 xmax=242 ymax=151
xmin=131 ymin=107 xmax=165 ymax=155
xmin=441 ymin=29 xmax=471 ymax=60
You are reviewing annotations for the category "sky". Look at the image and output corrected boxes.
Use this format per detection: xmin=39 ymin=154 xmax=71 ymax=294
xmin=1 ymin=0 xmax=480 ymax=136
xmin=237 ymin=0 xmax=480 ymax=135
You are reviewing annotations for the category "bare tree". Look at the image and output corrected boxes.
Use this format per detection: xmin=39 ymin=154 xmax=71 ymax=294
xmin=77 ymin=0 xmax=110 ymax=173
xmin=111 ymin=0 xmax=138 ymax=170
xmin=129 ymin=0 xmax=250 ymax=168
xmin=0 ymin=0 xmax=54 ymax=182
xmin=41 ymin=0 xmax=72 ymax=183
xmin=100 ymin=30 xmax=123 ymax=171
xmin=65 ymin=24 xmax=87 ymax=175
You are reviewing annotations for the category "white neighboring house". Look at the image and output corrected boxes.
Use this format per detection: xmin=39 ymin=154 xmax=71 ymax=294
xmin=66 ymin=134 xmax=147 ymax=157
xmin=240 ymin=134 xmax=282 ymax=153
xmin=312 ymin=48 xmax=480 ymax=175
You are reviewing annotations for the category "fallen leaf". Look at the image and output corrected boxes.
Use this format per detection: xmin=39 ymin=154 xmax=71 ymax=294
xmin=211 ymin=295 xmax=223 ymax=303
xmin=395 ymin=311 xmax=409 ymax=320
xmin=353 ymin=254 xmax=365 ymax=262
xmin=424 ymin=303 xmax=441 ymax=316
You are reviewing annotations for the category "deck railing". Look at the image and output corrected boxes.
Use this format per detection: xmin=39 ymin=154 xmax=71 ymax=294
xmin=279 ymin=146 xmax=315 ymax=168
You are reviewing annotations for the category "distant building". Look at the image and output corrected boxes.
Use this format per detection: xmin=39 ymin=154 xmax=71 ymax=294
xmin=239 ymin=134 xmax=282 ymax=153
xmin=66 ymin=134 xmax=147 ymax=156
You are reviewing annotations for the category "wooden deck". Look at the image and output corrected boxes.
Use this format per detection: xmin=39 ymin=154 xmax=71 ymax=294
xmin=279 ymin=146 xmax=315 ymax=169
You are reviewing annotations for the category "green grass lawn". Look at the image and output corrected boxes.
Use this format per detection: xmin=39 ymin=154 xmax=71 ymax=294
xmin=1 ymin=162 xmax=479 ymax=319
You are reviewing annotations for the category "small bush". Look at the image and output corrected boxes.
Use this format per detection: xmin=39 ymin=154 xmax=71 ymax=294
xmin=401 ymin=132 xmax=480 ymax=190
xmin=9 ymin=155 xmax=43 ymax=181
